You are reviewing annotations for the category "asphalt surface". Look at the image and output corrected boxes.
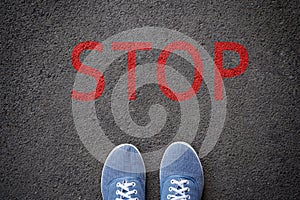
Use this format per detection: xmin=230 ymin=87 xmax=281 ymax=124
xmin=1 ymin=0 xmax=300 ymax=199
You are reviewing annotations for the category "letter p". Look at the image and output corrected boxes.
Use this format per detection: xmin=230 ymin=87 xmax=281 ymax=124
xmin=214 ymin=42 xmax=249 ymax=100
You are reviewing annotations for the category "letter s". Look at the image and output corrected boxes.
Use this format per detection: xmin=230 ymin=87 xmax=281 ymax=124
xmin=71 ymin=41 xmax=105 ymax=101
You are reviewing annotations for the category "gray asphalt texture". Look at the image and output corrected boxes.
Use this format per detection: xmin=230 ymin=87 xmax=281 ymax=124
xmin=1 ymin=0 xmax=300 ymax=199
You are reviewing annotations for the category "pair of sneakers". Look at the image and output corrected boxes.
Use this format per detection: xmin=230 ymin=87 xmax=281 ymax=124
xmin=101 ymin=142 xmax=204 ymax=200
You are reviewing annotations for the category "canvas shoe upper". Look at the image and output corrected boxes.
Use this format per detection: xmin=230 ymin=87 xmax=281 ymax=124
xmin=101 ymin=144 xmax=145 ymax=200
xmin=160 ymin=142 xmax=204 ymax=200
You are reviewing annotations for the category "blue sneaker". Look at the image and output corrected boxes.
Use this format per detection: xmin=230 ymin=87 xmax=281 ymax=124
xmin=101 ymin=144 xmax=146 ymax=200
xmin=160 ymin=142 xmax=204 ymax=200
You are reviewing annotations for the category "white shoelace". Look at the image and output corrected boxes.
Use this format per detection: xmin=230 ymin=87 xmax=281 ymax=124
xmin=167 ymin=179 xmax=190 ymax=200
xmin=115 ymin=180 xmax=138 ymax=200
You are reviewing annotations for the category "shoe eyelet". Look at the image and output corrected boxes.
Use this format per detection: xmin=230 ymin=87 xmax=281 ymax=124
xmin=131 ymin=182 xmax=136 ymax=187
xmin=170 ymin=179 xmax=175 ymax=184
xmin=187 ymin=195 xmax=191 ymax=199
xmin=186 ymin=187 xmax=190 ymax=192
xmin=167 ymin=194 xmax=171 ymax=199
xmin=116 ymin=182 xmax=120 ymax=187
xmin=133 ymin=189 xmax=138 ymax=194
xmin=168 ymin=187 xmax=172 ymax=192
xmin=186 ymin=180 xmax=189 ymax=184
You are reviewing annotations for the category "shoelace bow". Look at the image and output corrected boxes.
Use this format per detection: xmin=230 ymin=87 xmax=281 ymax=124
xmin=116 ymin=180 xmax=138 ymax=200
xmin=167 ymin=179 xmax=190 ymax=200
